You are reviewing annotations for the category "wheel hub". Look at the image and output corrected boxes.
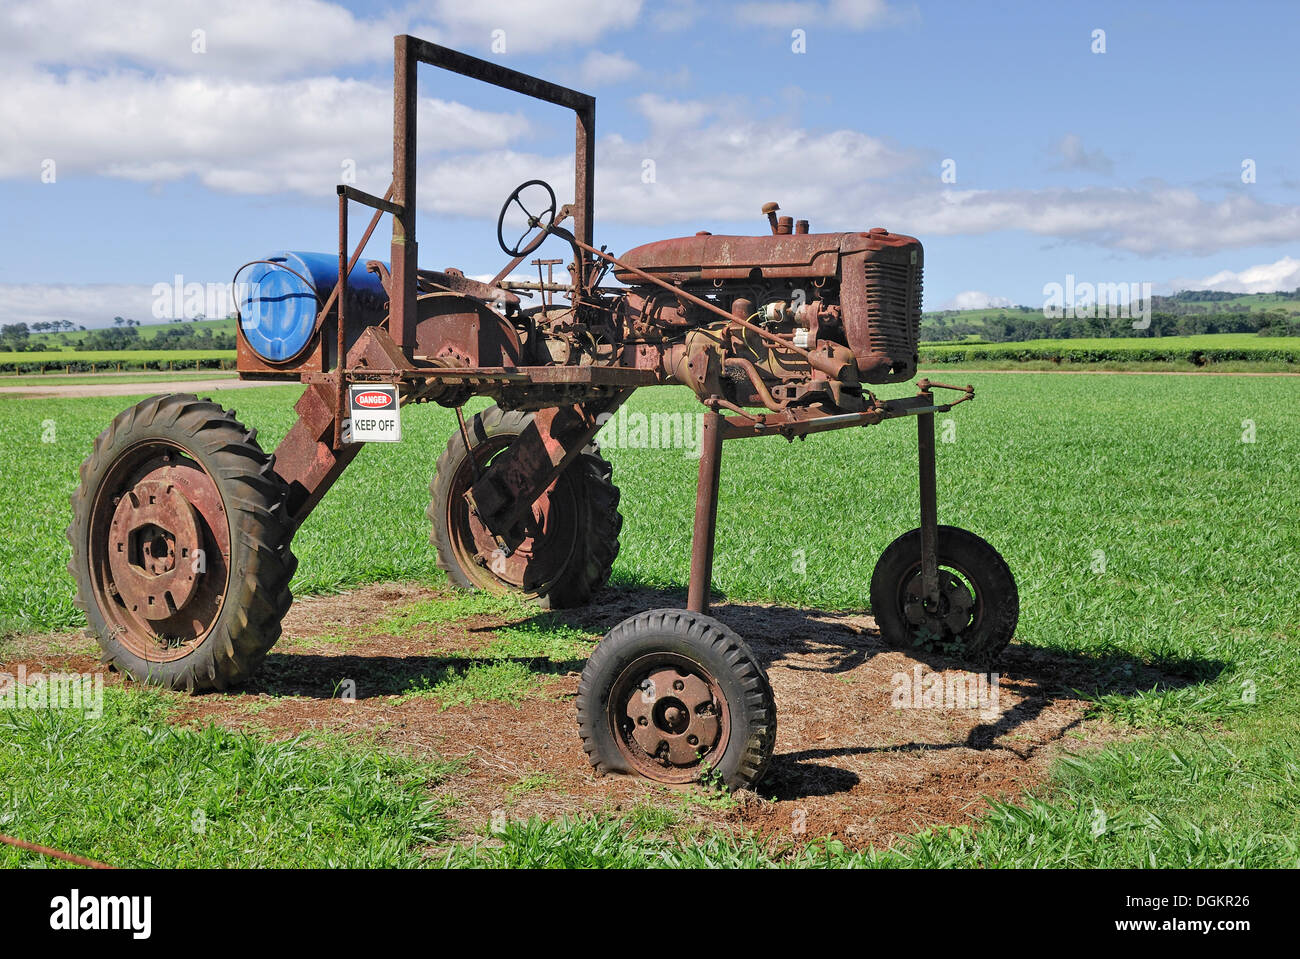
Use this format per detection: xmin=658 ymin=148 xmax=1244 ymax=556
xmin=904 ymin=569 xmax=975 ymax=636
xmin=623 ymin=667 xmax=721 ymax=767
xmin=107 ymin=477 xmax=204 ymax=620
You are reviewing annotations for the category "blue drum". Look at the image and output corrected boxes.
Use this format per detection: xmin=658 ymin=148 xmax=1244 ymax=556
xmin=236 ymin=251 xmax=389 ymax=363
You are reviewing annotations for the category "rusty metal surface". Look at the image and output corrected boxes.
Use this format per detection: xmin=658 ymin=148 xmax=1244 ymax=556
xmin=107 ymin=478 xmax=203 ymax=620
xmin=444 ymin=430 xmax=584 ymax=594
xmin=467 ymin=393 xmax=630 ymax=546
xmin=609 ymin=653 xmax=730 ymax=783
xmin=687 ymin=411 xmax=724 ymax=614
xmin=88 ymin=450 xmax=230 ymax=664
xmin=613 ymin=227 xmax=920 ymax=281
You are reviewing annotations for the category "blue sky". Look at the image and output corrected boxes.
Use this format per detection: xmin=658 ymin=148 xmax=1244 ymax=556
xmin=1 ymin=0 xmax=1297 ymax=327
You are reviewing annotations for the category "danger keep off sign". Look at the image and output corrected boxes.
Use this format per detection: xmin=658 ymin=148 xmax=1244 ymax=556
xmin=347 ymin=384 xmax=401 ymax=443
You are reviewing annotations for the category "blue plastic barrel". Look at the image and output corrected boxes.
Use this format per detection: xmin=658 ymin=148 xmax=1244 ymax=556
xmin=237 ymin=251 xmax=389 ymax=362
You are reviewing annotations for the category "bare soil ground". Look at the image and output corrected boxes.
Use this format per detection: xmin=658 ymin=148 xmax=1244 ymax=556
xmin=4 ymin=582 xmax=1188 ymax=852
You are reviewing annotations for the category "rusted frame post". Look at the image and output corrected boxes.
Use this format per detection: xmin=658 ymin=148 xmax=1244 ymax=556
xmin=390 ymin=35 xmax=419 ymax=354
xmin=687 ymin=409 xmax=725 ymax=613
xmin=391 ymin=35 xmax=595 ymax=321
xmin=917 ymin=388 xmax=941 ymax=605
xmin=467 ymin=390 xmax=633 ymax=551
xmin=573 ymin=101 xmax=595 ymax=290
xmin=334 ymin=191 xmax=348 ymax=448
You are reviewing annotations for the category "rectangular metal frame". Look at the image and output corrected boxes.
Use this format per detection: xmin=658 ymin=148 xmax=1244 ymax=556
xmin=389 ymin=35 xmax=596 ymax=355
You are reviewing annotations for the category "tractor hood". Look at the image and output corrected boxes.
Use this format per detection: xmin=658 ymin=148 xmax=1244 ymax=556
xmin=614 ymin=228 xmax=920 ymax=284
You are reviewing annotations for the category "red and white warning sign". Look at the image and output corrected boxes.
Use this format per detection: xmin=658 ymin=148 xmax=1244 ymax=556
xmin=347 ymin=384 xmax=401 ymax=443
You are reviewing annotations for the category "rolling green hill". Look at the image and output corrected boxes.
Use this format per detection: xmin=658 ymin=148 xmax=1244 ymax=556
xmin=922 ymin=290 xmax=1300 ymax=344
xmin=27 ymin=316 xmax=236 ymax=349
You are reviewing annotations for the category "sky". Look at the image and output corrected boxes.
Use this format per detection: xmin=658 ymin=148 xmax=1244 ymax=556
xmin=1 ymin=0 xmax=1297 ymax=328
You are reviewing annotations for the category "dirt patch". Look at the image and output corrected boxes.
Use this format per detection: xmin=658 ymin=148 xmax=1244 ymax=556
xmin=4 ymin=581 xmax=1186 ymax=852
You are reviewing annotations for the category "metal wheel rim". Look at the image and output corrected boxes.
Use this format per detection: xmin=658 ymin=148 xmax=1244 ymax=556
xmin=897 ymin=560 xmax=982 ymax=643
xmin=445 ymin=434 xmax=583 ymax=594
xmin=607 ymin=651 xmax=731 ymax=784
xmin=87 ymin=440 xmax=231 ymax=663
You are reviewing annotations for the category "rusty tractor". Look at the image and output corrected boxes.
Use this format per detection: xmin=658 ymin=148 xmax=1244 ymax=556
xmin=68 ymin=37 xmax=1018 ymax=790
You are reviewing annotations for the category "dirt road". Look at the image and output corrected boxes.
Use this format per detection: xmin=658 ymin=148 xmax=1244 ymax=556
xmin=0 ymin=377 xmax=269 ymax=399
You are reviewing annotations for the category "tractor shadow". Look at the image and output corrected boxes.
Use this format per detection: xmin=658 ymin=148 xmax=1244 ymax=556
xmin=539 ymin=585 xmax=1226 ymax=802
xmin=243 ymin=582 xmax=1224 ymax=804
xmin=242 ymin=649 xmax=588 ymax=700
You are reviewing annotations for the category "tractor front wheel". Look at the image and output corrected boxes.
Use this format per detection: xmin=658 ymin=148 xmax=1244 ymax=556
xmin=576 ymin=609 xmax=776 ymax=790
xmin=67 ymin=394 xmax=296 ymax=692
xmin=429 ymin=405 xmax=621 ymax=609
xmin=869 ymin=525 xmax=1018 ymax=662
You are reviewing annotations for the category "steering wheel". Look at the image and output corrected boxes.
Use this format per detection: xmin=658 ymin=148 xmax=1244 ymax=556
xmin=497 ymin=179 xmax=557 ymax=258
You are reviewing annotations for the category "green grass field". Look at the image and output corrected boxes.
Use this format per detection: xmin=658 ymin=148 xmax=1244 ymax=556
xmin=921 ymin=333 xmax=1300 ymax=368
xmin=0 ymin=349 xmax=234 ymax=374
xmin=1 ymin=374 xmax=1298 ymax=866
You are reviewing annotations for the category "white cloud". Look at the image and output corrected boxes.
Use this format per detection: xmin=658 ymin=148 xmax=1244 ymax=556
xmin=735 ymin=0 xmax=907 ymax=29
xmin=1050 ymin=133 xmax=1113 ymax=175
xmin=0 ymin=0 xmax=643 ymax=76
xmin=884 ymin=187 xmax=1300 ymax=255
xmin=0 ymin=284 xmax=159 ymax=329
xmin=578 ymin=51 xmax=641 ymax=86
xmin=0 ymin=0 xmax=395 ymax=78
xmin=0 ymin=69 xmax=530 ymax=193
xmin=942 ymin=291 xmax=1014 ymax=311
xmin=420 ymin=0 xmax=642 ymax=55
xmin=1197 ymin=256 xmax=1300 ymax=293
xmin=3 ymin=22 xmax=1296 ymax=262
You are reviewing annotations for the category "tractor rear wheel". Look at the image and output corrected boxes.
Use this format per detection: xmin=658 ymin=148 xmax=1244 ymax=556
xmin=576 ymin=609 xmax=776 ymax=790
xmin=67 ymin=394 xmax=296 ymax=692
xmin=428 ymin=405 xmax=621 ymax=609
xmin=869 ymin=525 xmax=1018 ymax=662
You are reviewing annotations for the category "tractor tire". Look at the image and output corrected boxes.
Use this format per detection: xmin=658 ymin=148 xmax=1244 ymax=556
xmin=870 ymin=525 xmax=1018 ymax=662
xmin=576 ymin=609 xmax=776 ymax=790
xmin=429 ymin=405 xmax=620 ymax=609
xmin=67 ymin=394 xmax=296 ymax=692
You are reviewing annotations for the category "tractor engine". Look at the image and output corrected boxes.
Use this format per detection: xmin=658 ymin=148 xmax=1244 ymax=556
xmin=612 ymin=209 xmax=923 ymax=413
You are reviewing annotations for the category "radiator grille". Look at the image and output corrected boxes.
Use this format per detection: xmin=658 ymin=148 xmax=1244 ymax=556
xmin=862 ymin=258 xmax=922 ymax=364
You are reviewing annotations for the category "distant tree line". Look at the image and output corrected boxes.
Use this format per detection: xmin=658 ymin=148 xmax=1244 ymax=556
xmin=922 ymin=290 xmax=1300 ymax=343
xmin=0 ymin=316 xmax=236 ymax=352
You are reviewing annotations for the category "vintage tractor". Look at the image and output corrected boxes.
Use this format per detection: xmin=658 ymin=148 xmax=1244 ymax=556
xmin=68 ymin=37 xmax=1018 ymax=790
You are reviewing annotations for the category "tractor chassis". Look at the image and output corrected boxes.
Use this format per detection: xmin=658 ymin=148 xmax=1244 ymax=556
xmin=70 ymin=36 xmax=1019 ymax=792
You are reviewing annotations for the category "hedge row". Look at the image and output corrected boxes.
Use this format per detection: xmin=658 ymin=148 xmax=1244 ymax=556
xmin=0 ymin=356 xmax=236 ymax=375
xmin=919 ymin=345 xmax=1300 ymax=365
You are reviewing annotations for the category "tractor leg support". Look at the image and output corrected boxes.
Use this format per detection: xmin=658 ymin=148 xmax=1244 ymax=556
xmin=467 ymin=391 xmax=632 ymax=551
xmin=272 ymin=383 xmax=363 ymax=533
xmin=687 ymin=409 xmax=725 ymax=613
xmin=272 ymin=328 xmax=419 ymax=532
xmin=917 ymin=395 xmax=941 ymax=605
